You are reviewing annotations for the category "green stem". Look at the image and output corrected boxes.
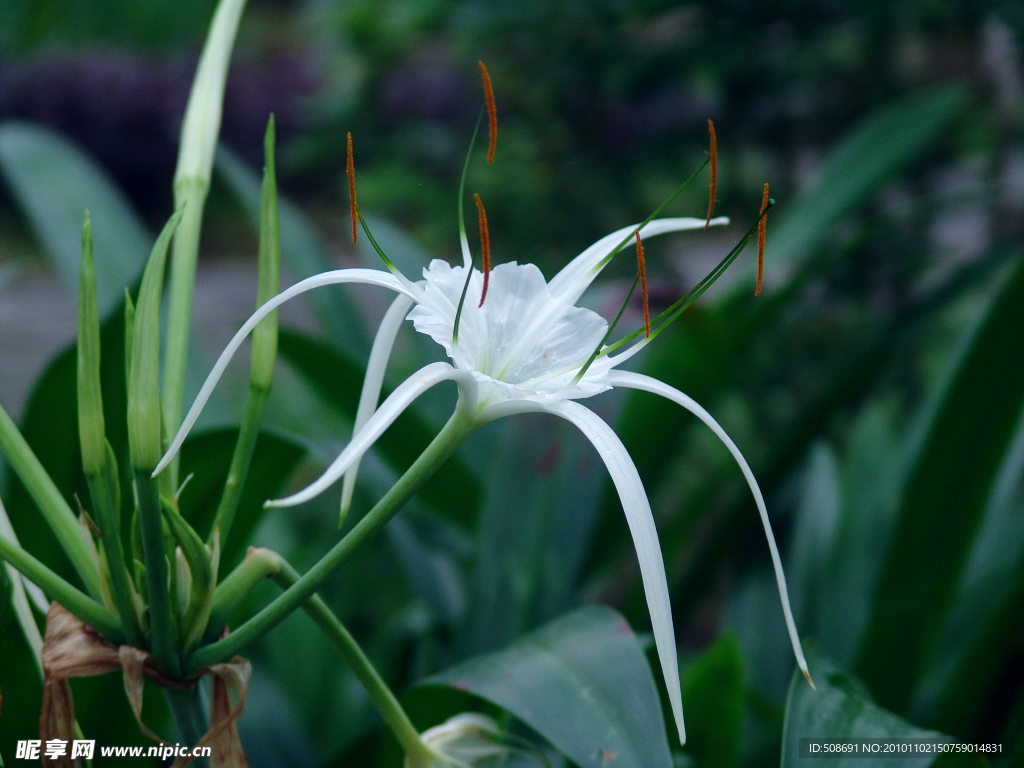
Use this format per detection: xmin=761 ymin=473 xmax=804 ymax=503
xmin=85 ymin=471 xmax=142 ymax=646
xmin=272 ymin=558 xmax=434 ymax=762
xmin=0 ymin=403 xmax=103 ymax=600
xmin=204 ymin=547 xmax=279 ymax=643
xmin=136 ymin=471 xmax=181 ymax=677
xmin=163 ymin=178 xmax=209 ymax=487
xmin=164 ymin=686 xmax=209 ymax=767
xmin=210 ymin=385 xmax=269 ymax=546
xmin=0 ymin=529 xmax=122 ymax=640
xmin=202 ymin=546 xmax=432 ymax=761
xmin=188 ymin=405 xmax=474 ymax=670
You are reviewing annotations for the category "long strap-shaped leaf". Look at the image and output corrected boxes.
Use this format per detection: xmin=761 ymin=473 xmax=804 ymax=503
xmin=0 ymin=403 xmax=102 ymax=600
xmin=856 ymin=255 xmax=1024 ymax=712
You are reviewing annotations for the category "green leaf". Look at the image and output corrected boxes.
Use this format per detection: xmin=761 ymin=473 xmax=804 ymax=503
xmin=909 ymin=397 xmax=1024 ymax=742
xmin=818 ymin=405 xmax=904 ymax=667
xmin=1 ymin=306 xmax=133 ymax=591
xmin=925 ymin=511 xmax=1024 ymax=740
xmin=680 ymin=633 xmax=744 ymax=768
xmin=160 ymin=497 xmax=213 ymax=650
xmin=761 ymin=82 xmax=968 ymax=284
xmin=856 ymin=255 xmax=1024 ymax=713
xmin=0 ymin=400 xmax=101 ymax=600
xmin=275 ymin=328 xmax=480 ymax=527
xmin=781 ymin=652 xmax=979 ymax=768
xmin=424 ymin=605 xmax=673 ymax=768
xmin=0 ymin=121 xmax=153 ymax=315
xmin=787 ymin=444 xmax=843 ymax=635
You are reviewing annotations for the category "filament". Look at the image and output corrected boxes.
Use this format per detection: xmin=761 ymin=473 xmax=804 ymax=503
xmin=475 ymin=193 xmax=491 ymax=306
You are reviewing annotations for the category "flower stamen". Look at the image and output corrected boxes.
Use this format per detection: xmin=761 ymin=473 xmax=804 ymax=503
xmin=705 ymin=119 xmax=717 ymax=228
xmin=635 ymin=230 xmax=649 ymax=337
xmin=479 ymin=61 xmax=497 ymax=163
xmin=347 ymin=132 xmax=358 ymax=244
xmin=475 ymin=193 xmax=492 ymax=307
xmin=756 ymin=182 xmax=768 ymax=296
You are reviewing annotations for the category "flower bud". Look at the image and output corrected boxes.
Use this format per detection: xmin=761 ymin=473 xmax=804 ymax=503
xmin=407 ymin=714 xmax=545 ymax=768
xmin=77 ymin=212 xmax=106 ymax=476
xmin=127 ymin=209 xmax=182 ymax=472
xmin=173 ymin=0 xmax=248 ymax=193
xmin=250 ymin=115 xmax=280 ymax=392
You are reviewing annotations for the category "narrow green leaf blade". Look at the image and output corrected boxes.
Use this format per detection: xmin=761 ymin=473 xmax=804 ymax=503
xmin=781 ymin=653 xmax=975 ymax=768
xmin=856 ymin=255 xmax=1024 ymax=712
xmin=760 ymin=82 xmax=968 ymax=285
xmin=424 ymin=605 xmax=673 ymax=768
xmin=0 ymin=121 xmax=153 ymax=314
xmin=681 ymin=633 xmax=745 ymax=768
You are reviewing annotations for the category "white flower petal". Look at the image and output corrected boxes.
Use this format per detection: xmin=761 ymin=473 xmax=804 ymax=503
xmin=155 ymin=268 xmax=411 ymax=476
xmin=525 ymin=398 xmax=686 ymax=746
xmin=407 ymin=259 xmax=473 ymax=360
xmin=267 ymin=362 xmax=475 ymax=508
xmin=409 ymin=261 xmax=609 ymax=395
xmin=548 ymin=216 xmax=730 ymax=307
xmin=607 ymin=370 xmax=811 ymax=682
xmin=341 ymin=293 xmax=416 ymax=517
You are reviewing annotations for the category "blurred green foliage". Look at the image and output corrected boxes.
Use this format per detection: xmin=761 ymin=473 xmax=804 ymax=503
xmin=2 ymin=1 xmax=1024 ymax=767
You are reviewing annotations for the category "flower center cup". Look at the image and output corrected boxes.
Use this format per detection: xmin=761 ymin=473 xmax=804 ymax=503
xmin=408 ymin=260 xmax=612 ymax=400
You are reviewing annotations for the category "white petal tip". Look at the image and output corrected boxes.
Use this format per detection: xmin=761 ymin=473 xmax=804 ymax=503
xmin=803 ymin=668 xmax=816 ymax=690
xmin=265 ymin=492 xmax=306 ymax=509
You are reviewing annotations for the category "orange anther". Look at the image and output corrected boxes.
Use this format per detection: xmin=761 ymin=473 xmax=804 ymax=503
xmin=346 ymin=132 xmax=358 ymax=244
xmin=479 ymin=61 xmax=497 ymax=163
xmin=705 ymin=119 xmax=718 ymax=228
xmin=756 ymin=183 xmax=769 ymax=296
xmin=636 ymin=230 xmax=649 ymax=337
xmin=474 ymin=193 xmax=491 ymax=306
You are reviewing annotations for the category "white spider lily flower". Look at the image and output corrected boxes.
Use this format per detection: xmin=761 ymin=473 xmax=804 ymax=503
xmin=155 ymin=214 xmax=812 ymax=745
